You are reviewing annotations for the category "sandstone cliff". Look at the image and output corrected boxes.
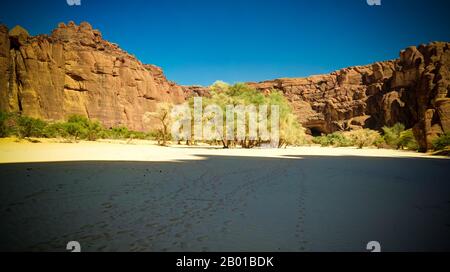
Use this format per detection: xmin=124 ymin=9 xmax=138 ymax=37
xmin=0 ymin=22 xmax=449 ymax=151
xmin=248 ymin=42 xmax=450 ymax=151
xmin=0 ymin=22 xmax=186 ymax=131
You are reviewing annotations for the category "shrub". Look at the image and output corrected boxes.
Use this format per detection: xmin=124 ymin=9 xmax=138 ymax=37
xmin=17 ymin=116 xmax=47 ymax=138
xmin=382 ymin=123 xmax=406 ymax=149
xmin=64 ymin=121 xmax=87 ymax=140
xmin=63 ymin=115 xmax=105 ymax=141
xmin=109 ymin=126 xmax=131 ymax=139
xmin=346 ymin=129 xmax=381 ymax=149
xmin=329 ymin=132 xmax=353 ymax=147
xmin=0 ymin=112 xmax=11 ymax=137
xmin=85 ymin=120 xmax=103 ymax=141
xmin=43 ymin=122 xmax=69 ymax=138
xmin=312 ymin=132 xmax=353 ymax=147
xmin=312 ymin=135 xmax=330 ymax=147
xmin=128 ymin=131 xmax=148 ymax=140
xmin=432 ymin=132 xmax=450 ymax=151
xmin=398 ymin=129 xmax=419 ymax=150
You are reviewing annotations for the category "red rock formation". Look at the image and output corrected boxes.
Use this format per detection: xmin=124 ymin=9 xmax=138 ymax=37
xmin=249 ymin=42 xmax=450 ymax=151
xmin=0 ymin=22 xmax=186 ymax=131
xmin=0 ymin=22 xmax=448 ymax=151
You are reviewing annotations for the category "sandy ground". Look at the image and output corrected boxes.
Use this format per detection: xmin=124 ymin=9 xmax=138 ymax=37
xmin=0 ymin=138 xmax=449 ymax=252
xmin=0 ymin=137 xmax=447 ymax=164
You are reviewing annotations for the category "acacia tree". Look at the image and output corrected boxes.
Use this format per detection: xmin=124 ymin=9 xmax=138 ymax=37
xmin=145 ymin=103 xmax=173 ymax=146
xmin=196 ymin=82 xmax=306 ymax=149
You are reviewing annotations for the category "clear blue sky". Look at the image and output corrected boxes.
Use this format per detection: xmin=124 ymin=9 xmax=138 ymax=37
xmin=1 ymin=0 xmax=449 ymax=86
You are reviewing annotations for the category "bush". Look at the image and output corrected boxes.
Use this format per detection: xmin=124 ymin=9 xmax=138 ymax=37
xmin=346 ymin=129 xmax=381 ymax=149
xmin=0 ymin=112 xmax=11 ymax=137
xmin=63 ymin=115 xmax=104 ymax=141
xmin=43 ymin=122 xmax=69 ymax=138
xmin=312 ymin=135 xmax=330 ymax=147
xmin=312 ymin=132 xmax=353 ymax=147
xmin=382 ymin=123 xmax=405 ymax=148
xmin=432 ymin=132 xmax=450 ymax=151
xmin=0 ymin=113 xmax=152 ymax=142
xmin=17 ymin=116 xmax=47 ymax=138
xmin=398 ymin=129 xmax=419 ymax=150
xmin=108 ymin=126 xmax=131 ymax=139
xmin=86 ymin=121 xmax=103 ymax=141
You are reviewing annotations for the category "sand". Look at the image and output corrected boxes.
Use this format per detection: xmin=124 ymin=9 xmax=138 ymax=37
xmin=0 ymin=137 xmax=447 ymax=164
xmin=0 ymin=138 xmax=449 ymax=252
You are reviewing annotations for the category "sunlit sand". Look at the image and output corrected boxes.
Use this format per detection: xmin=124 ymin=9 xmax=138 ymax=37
xmin=0 ymin=138 xmax=446 ymax=164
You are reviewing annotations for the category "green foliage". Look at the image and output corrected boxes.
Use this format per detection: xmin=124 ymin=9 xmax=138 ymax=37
xmin=0 ymin=112 xmax=151 ymax=142
xmin=17 ymin=116 xmax=47 ymax=138
xmin=398 ymin=129 xmax=419 ymax=150
xmin=382 ymin=123 xmax=406 ymax=149
xmin=202 ymin=82 xmax=305 ymax=148
xmin=432 ymin=132 xmax=450 ymax=151
xmin=380 ymin=123 xmax=418 ymax=150
xmin=108 ymin=126 xmax=131 ymax=139
xmin=0 ymin=112 xmax=11 ymax=137
xmin=61 ymin=115 xmax=103 ymax=141
xmin=312 ymin=132 xmax=353 ymax=147
xmin=43 ymin=122 xmax=69 ymax=138
xmin=313 ymin=129 xmax=382 ymax=148
xmin=346 ymin=129 xmax=382 ymax=149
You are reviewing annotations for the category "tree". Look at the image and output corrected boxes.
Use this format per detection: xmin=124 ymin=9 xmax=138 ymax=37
xmin=17 ymin=116 xmax=47 ymax=138
xmin=347 ymin=129 xmax=381 ymax=149
xmin=197 ymin=83 xmax=306 ymax=148
xmin=267 ymin=91 xmax=305 ymax=148
xmin=64 ymin=115 xmax=104 ymax=141
xmin=397 ymin=129 xmax=418 ymax=150
xmin=382 ymin=123 xmax=405 ymax=149
xmin=145 ymin=103 xmax=173 ymax=146
xmin=432 ymin=132 xmax=450 ymax=151
xmin=0 ymin=112 xmax=10 ymax=138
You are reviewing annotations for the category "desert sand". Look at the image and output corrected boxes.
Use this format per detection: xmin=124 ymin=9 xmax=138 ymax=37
xmin=0 ymin=137 xmax=447 ymax=164
xmin=0 ymin=138 xmax=449 ymax=252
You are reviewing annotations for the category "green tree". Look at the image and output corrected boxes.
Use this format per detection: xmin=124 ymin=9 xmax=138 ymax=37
xmin=397 ymin=129 xmax=418 ymax=150
xmin=432 ymin=132 xmax=450 ymax=151
xmin=145 ymin=103 xmax=173 ymax=146
xmin=382 ymin=123 xmax=405 ymax=149
xmin=17 ymin=116 xmax=47 ymax=138
xmin=0 ymin=112 xmax=11 ymax=137
xmin=64 ymin=115 xmax=104 ymax=141
xmin=347 ymin=129 xmax=381 ymax=149
xmin=44 ymin=122 xmax=69 ymax=138
xmin=267 ymin=91 xmax=305 ymax=148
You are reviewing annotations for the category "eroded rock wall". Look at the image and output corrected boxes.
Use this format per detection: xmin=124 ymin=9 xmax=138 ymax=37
xmin=1 ymin=22 xmax=449 ymax=151
xmin=0 ymin=22 xmax=186 ymax=131
xmin=249 ymin=42 xmax=450 ymax=151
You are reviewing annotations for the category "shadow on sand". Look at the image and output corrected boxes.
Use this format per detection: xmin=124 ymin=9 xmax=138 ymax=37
xmin=0 ymin=154 xmax=449 ymax=252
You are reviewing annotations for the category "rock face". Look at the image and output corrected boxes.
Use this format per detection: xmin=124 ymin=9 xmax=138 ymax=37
xmin=248 ymin=42 xmax=450 ymax=151
xmin=0 ymin=22 xmax=186 ymax=131
xmin=0 ymin=22 xmax=449 ymax=151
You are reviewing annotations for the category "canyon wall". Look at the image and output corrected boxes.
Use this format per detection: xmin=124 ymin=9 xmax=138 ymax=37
xmin=248 ymin=42 xmax=450 ymax=151
xmin=0 ymin=22 xmax=449 ymax=151
xmin=0 ymin=22 xmax=187 ymax=131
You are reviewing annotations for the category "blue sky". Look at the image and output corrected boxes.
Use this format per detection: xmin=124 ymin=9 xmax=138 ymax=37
xmin=1 ymin=0 xmax=449 ymax=86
